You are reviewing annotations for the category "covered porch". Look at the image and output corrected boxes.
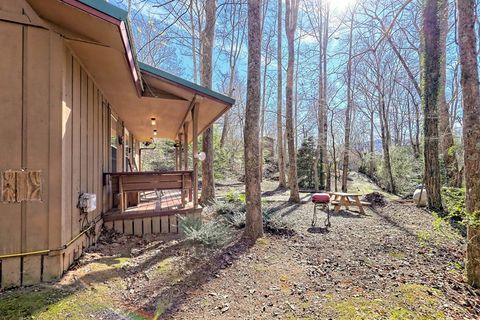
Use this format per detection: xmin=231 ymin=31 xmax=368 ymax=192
xmin=101 ymin=65 xmax=234 ymax=235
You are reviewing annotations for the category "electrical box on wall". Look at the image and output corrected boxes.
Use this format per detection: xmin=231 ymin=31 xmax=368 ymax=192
xmin=78 ymin=193 xmax=96 ymax=213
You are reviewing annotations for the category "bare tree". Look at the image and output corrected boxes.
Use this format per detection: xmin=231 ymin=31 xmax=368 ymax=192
xmin=305 ymin=0 xmax=330 ymax=191
xmin=438 ymin=0 xmax=460 ymax=187
xmin=219 ymin=1 xmax=247 ymax=148
xmin=260 ymin=1 xmax=275 ymax=180
xmin=244 ymin=0 xmax=264 ymax=240
xmin=422 ymin=0 xmax=443 ymax=211
xmin=457 ymin=0 xmax=480 ymax=288
xmin=200 ymin=0 xmax=216 ymax=204
xmin=285 ymin=0 xmax=300 ymax=202
xmin=277 ymin=0 xmax=287 ymax=188
xmin=341 ymin=8 xmax=355 ymax=192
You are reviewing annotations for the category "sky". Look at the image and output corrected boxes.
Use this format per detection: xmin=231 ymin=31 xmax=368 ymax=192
xmin=105 ymin=0 xmax=464 ymax=147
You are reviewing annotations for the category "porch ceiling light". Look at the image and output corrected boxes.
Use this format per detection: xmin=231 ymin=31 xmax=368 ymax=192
xmin=151 ymin=118 xmax=156 ymax=125
xmin=153 ymin=129 xmax=157 ymax=136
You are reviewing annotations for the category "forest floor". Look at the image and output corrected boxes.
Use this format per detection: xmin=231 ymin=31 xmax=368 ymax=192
xmin=1 ymin=174 xmax=479 ymax=319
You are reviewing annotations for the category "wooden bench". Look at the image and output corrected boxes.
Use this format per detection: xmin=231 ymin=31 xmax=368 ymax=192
xmin=106 ymin=171 xmax=193 ymax=212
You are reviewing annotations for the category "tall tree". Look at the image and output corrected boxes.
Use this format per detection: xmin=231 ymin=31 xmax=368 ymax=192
xmin=321 ymin=2 xmax=330 ymax=191
xmin=341 ymin=9 xmax=355 ymax=192
xmin=306 ymin=0 xmax=329 ymax=191
xmin=422 ymin=0 xmax=443 ymax=211
xmin=438 ymin=0 xmax=460 ymax=187
xmin=457 ymin=0 xmax=480 ymax=288
xmin=244 ymin=0 xmax=264 ymax=240
xmin=260 ymin=1 xmax=274 ymax=181
xmin=277 ymin=0 xmax=287 ymax=188
xmin=219 ymin=1 xmax=246 ymax=148
xmin=200 ymin=0 xmax=216 ymax=204
xmin=285 ymin=0 xmax=300 ymax=202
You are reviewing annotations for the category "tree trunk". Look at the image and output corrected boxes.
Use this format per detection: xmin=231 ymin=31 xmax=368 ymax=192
xmin=190 ymin=0 xmax=198 ymax=84
xmin=285 ymin=0 xmax=300 ymax=202
xmin=220 ymin=112 xmax=229 ymax=148
xmin=260 ymin=35 xmax=270 ymax=182
xmin=200 ymin=0 xmax=216 ymax=205
xmin=422 ymin=0 xmax=443 ymax=211
xmin=277 ymin=0 xmax=287 ymax=188
xmin=369 ymin=110 xmax=375 ymax=177
xmin=341 ymin=12 xmax=354 ymax=193
xmin=329 ymin=109 xmax=337 ymax=191
xmin=321 ymin=3 xmax=330 ymax=192
xmin=244 ymin=0 xmax=263 ymax=241
xmin=379 ymin=92 xmax=395 ymax=193
xmin=438 ymin=1 xmax=460 ymax=187
xmin=457 ymin=0 xmax=480 ymax=288
xmin=314 ymin=1 xmax=323 ymax=192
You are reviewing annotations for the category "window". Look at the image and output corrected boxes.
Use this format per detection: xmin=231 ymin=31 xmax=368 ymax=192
xmin=111 ymin=115 xmax=117 ymax=172
xmin=124 ymin=129 xmax=130 ymax=172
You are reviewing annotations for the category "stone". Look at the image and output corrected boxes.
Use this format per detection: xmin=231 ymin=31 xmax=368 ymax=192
xmin=413 ymin=188 xmax=427 ymax=207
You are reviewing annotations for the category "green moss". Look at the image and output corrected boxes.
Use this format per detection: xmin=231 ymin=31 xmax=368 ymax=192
xmin=154 ymin=299 xmax=172 ymax=319
xmin=441 ymin=187 xmax=466 ymax=223
xmin=33 ymin=284 xmax=119 ymax=319
xmin=327 ymin=284 xmax=446 ymax=320
xmin=417 ymin=231 xmax=431 ymax=246
xmin=0 ymin=288 xmax=70 ymax=319
xmin=388 ymin=250 xmax=406 ymax=259
xmin=155 ymin=257 xmax=174 ymax=274
xmin=83 ymin=256 xmax=131 ymax=275
xmin=0 ymin=281 xmax=125 ymax=320
xmin=256 ymin=238 xmax=270 ymax=246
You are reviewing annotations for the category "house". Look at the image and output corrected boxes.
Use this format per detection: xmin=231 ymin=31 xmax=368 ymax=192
xmin=0 ymin=0 xmax=234 ymax=289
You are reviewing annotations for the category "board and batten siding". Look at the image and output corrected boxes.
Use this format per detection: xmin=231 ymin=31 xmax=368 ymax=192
xmin=0 ymin=8 xmax=63 ymax=287
xmin=0 ymin=0 xmax=138 ymax=288
xmin=60 ymin=49 xmax=112 ymax=273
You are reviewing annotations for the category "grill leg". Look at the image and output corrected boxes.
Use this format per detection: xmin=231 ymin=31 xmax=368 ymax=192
xmin=324 ymin=204 xmax=331 ymax=228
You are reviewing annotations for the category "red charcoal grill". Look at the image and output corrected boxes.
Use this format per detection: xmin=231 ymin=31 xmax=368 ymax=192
xmin=311 ymin=193 xmax=331 ymax=227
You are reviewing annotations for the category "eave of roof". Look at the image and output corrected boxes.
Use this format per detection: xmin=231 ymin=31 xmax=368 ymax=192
xmin=73 ymin=1 xmax=235 ymax=106
xmin=63 ymin=0 xmax=235 ymax=110
xmin=139 ymin=62 xmax=235 ymax=106
xmin=77 ymin=0 xmax=128 ymax=21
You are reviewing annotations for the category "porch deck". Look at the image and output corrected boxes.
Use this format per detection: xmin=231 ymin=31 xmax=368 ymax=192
xmin=103 ymin=190 xmax=201 ymax=222
xmin=103 ymin=170 xmax=202 ymax=235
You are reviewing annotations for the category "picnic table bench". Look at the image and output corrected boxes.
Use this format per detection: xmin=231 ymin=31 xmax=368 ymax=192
xmin=329 ymin=192 xmax=370 ymax=214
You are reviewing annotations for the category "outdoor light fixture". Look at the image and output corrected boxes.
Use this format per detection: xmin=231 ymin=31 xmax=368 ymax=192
xmin=194 ymin=151 xmax=206 ymax=161
xmin=153 ymin=129 xmax=157 ymax=136
xmin=151 ymin=118 xmax=156 ymax=125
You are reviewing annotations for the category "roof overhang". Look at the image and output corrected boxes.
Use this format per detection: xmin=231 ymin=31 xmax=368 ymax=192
xmin=26 ymin=0 xmax=235 ymax=142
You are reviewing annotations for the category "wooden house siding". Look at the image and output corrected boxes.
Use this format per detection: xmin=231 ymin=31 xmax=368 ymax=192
xmin=0 ymin=1 xmax=139 ymax=288
xmin=61 ymin=49 xmax=112 ymax=272
xmin=0 ymin=9 xmax=63 ymax=287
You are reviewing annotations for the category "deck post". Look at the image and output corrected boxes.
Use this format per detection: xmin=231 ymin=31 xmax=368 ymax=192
xmin=174 ymin=139 xmax=179 ymax=170
xmin=183 ymin=121 xmax=189 ymax=170
xmin=178 ymin=133 xmax=183 ymax=170
xmin=192 ymin=103 xmax=199 ymax=209
xmin=119 ymin=176 xmax=125 ymax=213
xmin=181 ymin=173 xmax=186 ymax=208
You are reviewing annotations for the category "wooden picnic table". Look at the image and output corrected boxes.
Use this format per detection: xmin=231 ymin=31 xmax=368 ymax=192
xmin=329 ymin=192 xmax=370 ymax=214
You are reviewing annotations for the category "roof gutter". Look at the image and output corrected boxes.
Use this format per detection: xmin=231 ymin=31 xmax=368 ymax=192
xmin=61 ymin=0 xmax=143 ymax=96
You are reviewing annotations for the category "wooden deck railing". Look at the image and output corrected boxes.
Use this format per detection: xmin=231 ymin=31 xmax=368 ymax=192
xmin=105 ymin=171 xmax=194 ymax=212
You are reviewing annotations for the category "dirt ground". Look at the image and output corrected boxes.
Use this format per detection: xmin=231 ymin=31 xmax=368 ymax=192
xmin=1 ymin=177 xmax=479 ymax=319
